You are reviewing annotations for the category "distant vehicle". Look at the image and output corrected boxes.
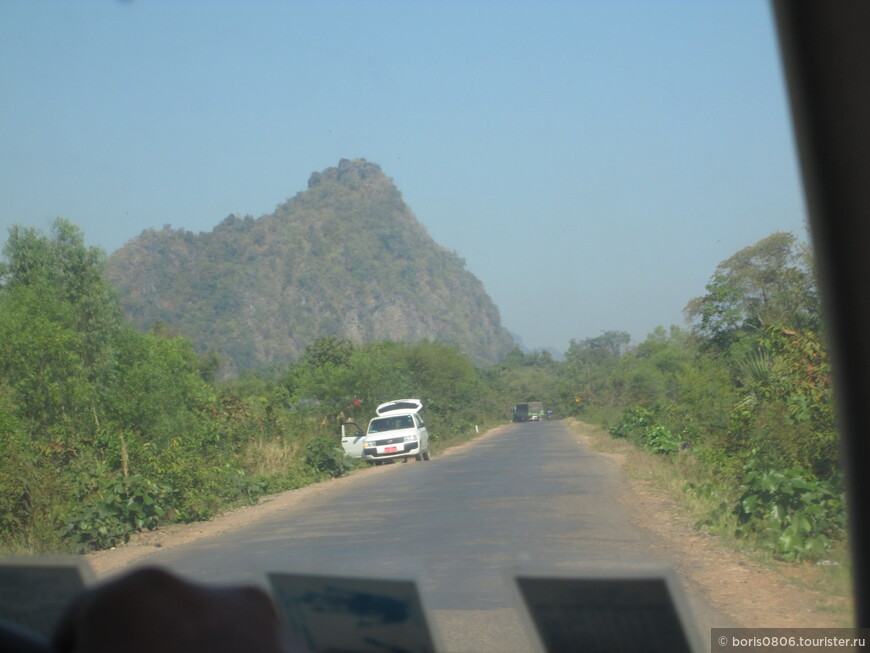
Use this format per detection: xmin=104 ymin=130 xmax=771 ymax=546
xmin=342 ymin=399 xmax=431 ymax=464
xmin=514 ymin=401 xmax=544 ymax=422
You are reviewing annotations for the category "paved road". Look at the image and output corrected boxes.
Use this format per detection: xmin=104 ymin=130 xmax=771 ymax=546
xmin=126 ymin=420 xmax=733 ymax=651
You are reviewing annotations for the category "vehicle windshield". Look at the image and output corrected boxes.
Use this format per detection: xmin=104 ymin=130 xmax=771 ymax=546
xmin=0 ymin=1 xmax=852 ymax=649
xmin=368 ymin=415 xmax=415 ymax=433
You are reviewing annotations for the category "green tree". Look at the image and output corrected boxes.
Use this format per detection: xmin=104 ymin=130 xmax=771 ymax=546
xmin=0 ymin=220 xmax=127 ymax=547
xmin=684 ymin=232 xmax=820 ymax=348
xmin=1 ymin=219 xmax=122 ymax=369
xmin=561 ymin=330 xmax=631 ymax=412
xmin=283 ymin=338 xmax=358 ymax=416
xmin=0 ymin=220 xmax=123 ymax=442
xmin=346 ymin=341 xmax=414 ymax=411
xmin=729 ymin=326 xmax=837 ymax=476
xmin=0 ymin=220 xmax=260 ymax=549
xmin=300 ymin=337 xmax=354 ymax=368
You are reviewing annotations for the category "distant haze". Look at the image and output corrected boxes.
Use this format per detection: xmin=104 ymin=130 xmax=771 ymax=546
xmin=0 ymin=1 xmax=807 ymax=354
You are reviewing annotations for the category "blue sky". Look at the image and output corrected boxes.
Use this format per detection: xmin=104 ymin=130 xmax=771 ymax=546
xmin=0 ymin=0 xmax=807 ymax=355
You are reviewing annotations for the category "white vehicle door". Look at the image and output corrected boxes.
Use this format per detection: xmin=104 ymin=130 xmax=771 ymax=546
xmin=340 ymin=423 xmax=365 ymax=458
xmin=415 ymin=414 xmax=429 ymax=451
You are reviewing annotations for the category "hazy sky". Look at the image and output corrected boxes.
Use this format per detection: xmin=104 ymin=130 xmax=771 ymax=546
xmin=0 ymin=0 xmax=807 ymax=355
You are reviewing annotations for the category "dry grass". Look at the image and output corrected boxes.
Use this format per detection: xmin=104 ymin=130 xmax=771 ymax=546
xmin=242 ymin=436 xmax=304 ymax=479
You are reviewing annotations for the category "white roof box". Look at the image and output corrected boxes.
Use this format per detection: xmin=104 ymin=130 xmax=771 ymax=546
xmin=375 ymin=399 xmax=423 ymax=416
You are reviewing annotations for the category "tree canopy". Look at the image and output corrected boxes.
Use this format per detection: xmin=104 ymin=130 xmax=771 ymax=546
xmin=684 ymin=232 xmax=820 ymax=346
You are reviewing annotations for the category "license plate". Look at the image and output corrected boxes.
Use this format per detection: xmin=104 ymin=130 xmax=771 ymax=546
xmin=384 ymin=446 xmax=398 ymax=453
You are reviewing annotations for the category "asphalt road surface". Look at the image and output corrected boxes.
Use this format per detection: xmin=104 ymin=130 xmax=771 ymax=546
xmin=124 ymin=420 xmax=735 ymax=651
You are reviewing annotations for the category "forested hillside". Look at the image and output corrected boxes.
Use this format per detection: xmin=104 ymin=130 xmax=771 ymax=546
xmin=105 ymin=158 xmax=515 ymax=375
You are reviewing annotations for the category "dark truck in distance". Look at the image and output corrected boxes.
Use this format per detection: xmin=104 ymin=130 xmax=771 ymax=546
xmin=514 ymin=402 xmax=544 ymax=422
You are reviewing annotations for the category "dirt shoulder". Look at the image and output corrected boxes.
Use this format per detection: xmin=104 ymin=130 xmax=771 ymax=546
xmin=569 ymin=420 xmax=853 ymax=629
xmin=613 ymin=460 xmax=851 ymax=628
xmin=86 ymin=421 xmax=853 ymax=628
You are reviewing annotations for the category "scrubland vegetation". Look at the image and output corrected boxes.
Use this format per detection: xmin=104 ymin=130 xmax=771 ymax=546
xmin=553 ymin=232 xmax=842 ymax=565
xmin=0 ymin=221 xmax=842 ymax=568
xmin=0 ymin=219 xmax=503 ymax=552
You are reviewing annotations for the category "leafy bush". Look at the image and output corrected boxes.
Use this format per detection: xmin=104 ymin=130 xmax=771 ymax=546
xmin=610 ymin=405 xmax=681 ymax=455
xmin=732 ymin=460 xmax=846 ymax=561
xmin=220 ymin=464 xmax=266 ymax=504
xmin=644 ymin=425 xmax=681 ymax=455
xmin=304 ymin=437 xmax=354 ymax=479
xmin=610 ymin=405 xmax=656 ymax=439
xmin=63 ymin=474 xmax=170 ymax=553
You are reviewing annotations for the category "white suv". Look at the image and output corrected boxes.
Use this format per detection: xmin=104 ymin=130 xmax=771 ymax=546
xmin=361 ymin=399 xmax=431 ymax=464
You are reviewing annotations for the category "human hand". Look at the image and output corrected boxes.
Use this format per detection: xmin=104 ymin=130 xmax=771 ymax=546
xmin=52 ymin=567 xmax=290 ymax=653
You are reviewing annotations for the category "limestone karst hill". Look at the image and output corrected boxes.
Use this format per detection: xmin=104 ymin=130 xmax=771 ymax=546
xmin=105 ymin=158 xmax=515 ymax=375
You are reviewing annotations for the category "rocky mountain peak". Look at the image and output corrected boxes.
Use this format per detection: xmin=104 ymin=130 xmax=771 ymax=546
xmin=106 ymin=159 xmax=515 ymax=376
